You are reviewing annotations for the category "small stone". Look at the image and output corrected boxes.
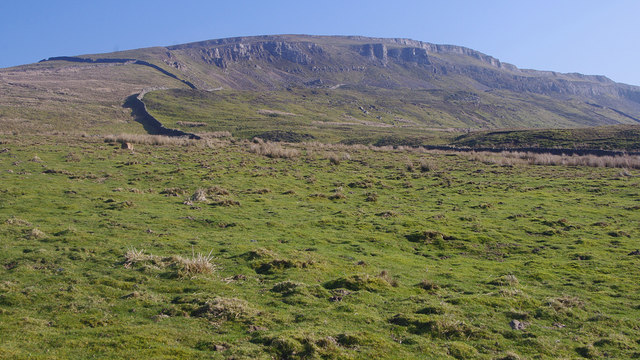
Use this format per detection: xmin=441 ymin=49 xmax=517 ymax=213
xmin=510 ymin=319 xmax=527 ymax=330
xmin=213 ymin=344 xmax=228 ymax=351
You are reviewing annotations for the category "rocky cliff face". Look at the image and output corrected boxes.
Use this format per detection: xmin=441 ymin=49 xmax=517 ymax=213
xmin=357 ymin=43 xmax=430 ymax=65
xmin=173 ymin=40 xmax=323 ymax=68
xmin=35 ymin=34 xmax=640 ymax=120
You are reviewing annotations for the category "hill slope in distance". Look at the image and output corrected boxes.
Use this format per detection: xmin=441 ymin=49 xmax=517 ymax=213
xmin=1 ymin=34 xmax=640 ymax=143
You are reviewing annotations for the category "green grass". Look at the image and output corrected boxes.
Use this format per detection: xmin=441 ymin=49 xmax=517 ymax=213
xmin=1 ymin=134 xmax=640 ymax=359
xmin=142 ymin=87 xmax=640 ymax=146
xmin=452 ymin=125 xmax=640 ymax=151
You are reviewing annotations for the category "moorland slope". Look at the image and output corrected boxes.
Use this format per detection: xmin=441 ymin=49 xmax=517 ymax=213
xmin=2 ymin=35 xmax=640 ymax=138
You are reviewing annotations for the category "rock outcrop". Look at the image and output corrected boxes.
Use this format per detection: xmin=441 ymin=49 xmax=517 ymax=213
xmin=357 ymin=44 xmax=430 ymax=65
xmin=183 ymin=41 xmax=323 ymax=68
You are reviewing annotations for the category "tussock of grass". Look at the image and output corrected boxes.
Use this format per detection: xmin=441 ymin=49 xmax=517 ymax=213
xmin=418 ymin=279 xmax=440 ymax=291
xmin=249 ymin=139 xmax=300 ymax=159
xmin=175 ymin=250 xmax=216 ymax=277
xmin=29 ymin=228 xmax=46 ymax=239
xmin=104 ymin=134 xmax=197 ymax=146
xmin=324 ymin=273 xmax=392 ymax=291
xmin=419 ymin=159 xmax=436 ymax=172
xmin=123 ymin=247 xmax=151 ymax=268
xmin=123 ymin=248 xmax=216 ymax=277
xmin=191 ymin=189 xmax=207 ymax=202
xmin=6 ymin=216 xmax=31 ymax=226
xmin=160 ymin=187 xmax=187 ymax=197
xmin=468 ymin=150 xmax=640 ymax=169
xmin=191 ymin=297 xmax=255 ymax=321
xmin=548 ymin=295 xmax=584 ymax=312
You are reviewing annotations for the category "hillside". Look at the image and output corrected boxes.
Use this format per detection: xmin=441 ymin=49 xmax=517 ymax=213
xmin=1 ymin=134 xmax=639 ymax=359
xmin=3 ymin=35 xmax=640 ymax=359
xmin=2 ymin=35 xmax=640 ymax=138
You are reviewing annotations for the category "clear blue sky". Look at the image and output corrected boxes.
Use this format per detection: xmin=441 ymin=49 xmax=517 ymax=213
xmin=1 ymin=0 xmax=638 ymax=86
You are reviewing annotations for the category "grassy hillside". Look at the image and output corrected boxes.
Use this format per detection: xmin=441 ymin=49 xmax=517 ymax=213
xmin=452 ymin=125 xmax=640 ymax=151
xmin=1 ymin=133 xmax=639 ymax=358
xmin=3 ymin=34 xmax=640 ymax=138
xmin=142 ymin=87 xmax=639 ymax=145
xmin=0 ymin=61 xmax=190 ymax=134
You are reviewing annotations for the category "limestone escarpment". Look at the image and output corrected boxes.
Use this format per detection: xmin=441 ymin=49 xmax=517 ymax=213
xmin=177 ymin=40 xmax=323 ymax=68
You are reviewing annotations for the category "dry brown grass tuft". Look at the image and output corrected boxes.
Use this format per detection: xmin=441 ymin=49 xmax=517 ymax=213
xmin=249 ymin=141 xmax=300 ymax=159
xmin=123 ymin=247 xmax=216 ymax=277
xmin=104 ymin=134 xmax=198 ymax=146
xmin=328 ymin=153 xmax=341 ymax=165
xmin=6 ymin=216 xmax=31 ymax=226
xmin=175 ymin=250 xmax=216 ymax=278
xmin=197 ymin=131 xmax=232 ymax=138
xmin=29 ymin=228 xmax=46 ymax=239
xmin=419 ymin=159 xmax=436 ymax=172
xmin=123 ymin=247 xmax=150 ymax=268
xmin=467 ymin=151 xmax=640 ymax=169
xmin=191 ymin=189 xmax=207 ymax=202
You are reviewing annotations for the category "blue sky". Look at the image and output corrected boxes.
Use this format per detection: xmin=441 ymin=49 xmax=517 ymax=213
xmin=1 ymin=0 xmax=638 ymax=85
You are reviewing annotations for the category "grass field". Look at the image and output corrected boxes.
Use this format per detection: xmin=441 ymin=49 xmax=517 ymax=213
xmin=1 ymin=134 xmax=639 ymax=359
xmin=142 ymin=87 xmax=640 ymax=146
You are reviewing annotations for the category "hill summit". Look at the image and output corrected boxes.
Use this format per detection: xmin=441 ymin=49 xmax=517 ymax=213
xmin=2 ymin=35 xmax=640 ymax=135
